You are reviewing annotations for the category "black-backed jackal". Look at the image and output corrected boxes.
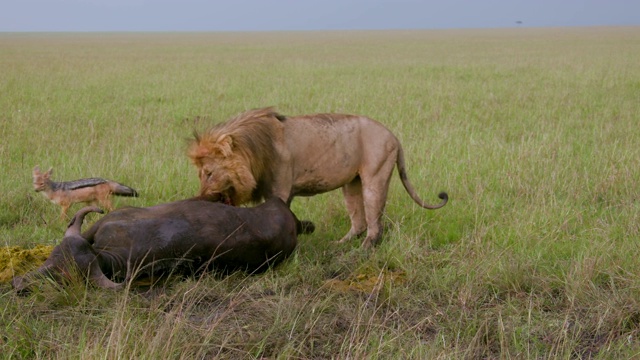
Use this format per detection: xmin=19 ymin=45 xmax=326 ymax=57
xmin=32 ymin=165 xmax=139 ymax=219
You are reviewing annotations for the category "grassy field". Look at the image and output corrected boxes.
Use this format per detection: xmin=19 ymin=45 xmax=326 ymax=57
xmin=1 ymin=26 xmax=639 ymax=358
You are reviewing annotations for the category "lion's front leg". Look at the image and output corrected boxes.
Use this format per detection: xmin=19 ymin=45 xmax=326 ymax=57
xmin=271 ymin=165 xmax=316 ymax=236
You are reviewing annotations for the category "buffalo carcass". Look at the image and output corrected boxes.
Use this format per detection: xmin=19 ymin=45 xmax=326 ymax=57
xmin=13 ymin=196 xmax=303 ymax=292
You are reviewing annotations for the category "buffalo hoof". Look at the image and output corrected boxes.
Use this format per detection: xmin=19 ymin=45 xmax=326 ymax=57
xmin=12 ymin=276 xmax=33 ymax=296
xmin=299 ymin=220 xmax=315 ymax=235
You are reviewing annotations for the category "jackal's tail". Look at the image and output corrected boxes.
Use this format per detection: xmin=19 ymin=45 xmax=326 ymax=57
xmin=109 ymin=182 xmax=139 ymax=197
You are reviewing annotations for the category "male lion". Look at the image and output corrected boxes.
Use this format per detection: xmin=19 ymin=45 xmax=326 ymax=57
xmin=188 ymin=107 xmax=448 ymax=248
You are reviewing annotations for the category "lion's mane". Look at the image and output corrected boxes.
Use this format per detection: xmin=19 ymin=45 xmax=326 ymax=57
xmin=188 ymin=107 xmax=285 ymax=203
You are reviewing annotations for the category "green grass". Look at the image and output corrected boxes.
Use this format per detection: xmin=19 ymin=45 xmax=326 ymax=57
xmin=1 ymin=27 xmax=640 ymax=358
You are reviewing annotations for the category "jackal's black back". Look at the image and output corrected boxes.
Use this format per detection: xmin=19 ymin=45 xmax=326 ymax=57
xmin=51 ymin=178 xmax=108 ymax=191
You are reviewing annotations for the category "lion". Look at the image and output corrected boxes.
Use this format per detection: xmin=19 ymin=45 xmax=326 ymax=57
xmin=188 ymin=107 xmax=448 ymax=248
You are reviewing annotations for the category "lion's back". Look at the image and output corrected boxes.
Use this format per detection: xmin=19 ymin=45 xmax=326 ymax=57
xmin=279 ymin=113 xmax=400 ymax=196
xmin=283 ymin=113 xmax=398 ymax=156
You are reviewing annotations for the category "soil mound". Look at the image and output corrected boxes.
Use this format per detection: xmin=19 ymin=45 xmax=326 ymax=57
xmin=0 ymin=245 xmax=53 ymax=283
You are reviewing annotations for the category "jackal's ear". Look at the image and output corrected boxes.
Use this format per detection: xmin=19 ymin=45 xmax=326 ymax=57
xmin=45 ymin=167 xmax=53 ymax=177
xmin=33 ymin=165 xmax=40 ymax=174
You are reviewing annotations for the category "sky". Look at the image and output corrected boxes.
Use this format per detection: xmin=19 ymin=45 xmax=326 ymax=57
xmin=1 ymin=0 xmax=638 ymax=32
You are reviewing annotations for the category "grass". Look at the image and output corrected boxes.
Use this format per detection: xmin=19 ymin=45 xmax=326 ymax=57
xmin=1 ymin=26 xmax=640 ymax=358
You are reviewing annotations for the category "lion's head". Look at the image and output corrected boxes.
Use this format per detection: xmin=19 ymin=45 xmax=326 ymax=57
xmin=187 ymin=107 xmax=285 ymax=206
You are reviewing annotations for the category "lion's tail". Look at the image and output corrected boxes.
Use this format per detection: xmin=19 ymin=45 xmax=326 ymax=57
xmin=396 ymin=145 xmax=448 ymax=210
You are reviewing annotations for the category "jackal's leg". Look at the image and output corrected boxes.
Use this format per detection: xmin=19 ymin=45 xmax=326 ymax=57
xmin=98 ymin=197 xmax=114 ymax=211
xmin=60 ymin=204 xmax=70 ymax=220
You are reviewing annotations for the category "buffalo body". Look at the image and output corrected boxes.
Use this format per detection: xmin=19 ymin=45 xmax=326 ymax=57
xmin=13 ymin=197 xmax=300 ymax=291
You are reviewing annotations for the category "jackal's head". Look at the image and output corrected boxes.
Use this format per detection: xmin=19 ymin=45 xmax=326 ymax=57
xmin=32 ymin=165 xmax=52 ymax=192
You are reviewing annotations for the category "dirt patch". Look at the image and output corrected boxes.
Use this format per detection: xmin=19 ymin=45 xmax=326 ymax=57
xmin=323 ymin=269 xmax=406 ymax=294
xmin=0 ymin=245 xmax=53 ymax=283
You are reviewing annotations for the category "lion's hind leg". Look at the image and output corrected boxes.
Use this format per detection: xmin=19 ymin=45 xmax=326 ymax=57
xmin=337 ymin=177 xmax=367 ymax=244
xmin=359 ymin=156 xmax=396 ymax=249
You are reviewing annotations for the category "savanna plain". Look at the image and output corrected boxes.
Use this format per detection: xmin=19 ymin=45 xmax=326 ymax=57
xmin=1 ymin=27 xmax=639 ymax=359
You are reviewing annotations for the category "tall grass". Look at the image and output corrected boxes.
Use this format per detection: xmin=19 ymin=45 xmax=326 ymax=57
xmin=1 ymin=27 xmax=639 ymax=358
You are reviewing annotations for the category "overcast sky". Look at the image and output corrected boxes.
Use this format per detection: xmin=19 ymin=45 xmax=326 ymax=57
xmin=2 ymin=0 xmax=638 ymax=32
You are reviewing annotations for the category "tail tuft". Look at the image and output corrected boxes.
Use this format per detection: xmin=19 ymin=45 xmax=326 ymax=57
xmin=114 ymin=184 xmax=139 ymax=197
xmin=438 ymin=192 xmax=448 ymax=201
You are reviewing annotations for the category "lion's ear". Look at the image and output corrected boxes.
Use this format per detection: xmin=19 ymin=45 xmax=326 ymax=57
xmin=216 ymin=134 xmax=233 ymax=157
